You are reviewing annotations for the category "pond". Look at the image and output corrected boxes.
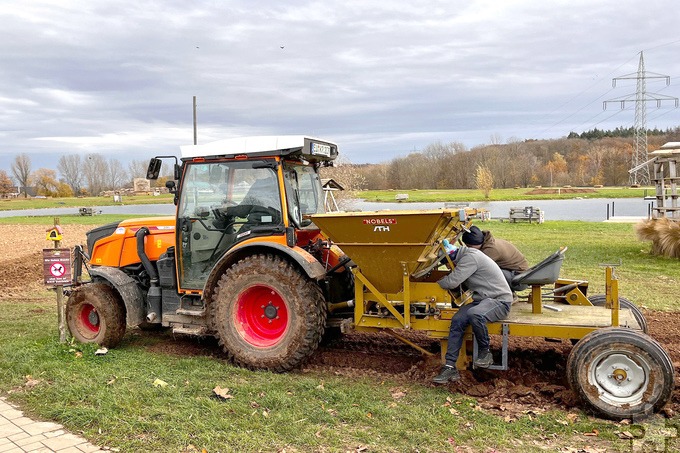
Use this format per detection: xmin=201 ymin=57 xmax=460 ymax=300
xmin=0 ymin=197 xmax=656 ymax=222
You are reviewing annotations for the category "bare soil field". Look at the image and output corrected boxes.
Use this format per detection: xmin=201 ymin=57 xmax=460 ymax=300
xmin=4 ymin=224 xmax=680 ymax=418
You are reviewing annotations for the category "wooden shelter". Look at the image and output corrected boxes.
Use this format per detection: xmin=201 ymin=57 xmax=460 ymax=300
xmin=321 ymin=178 xmax=344 ymax=212
xmin=649 ymin=142 xmax=680 ymax=219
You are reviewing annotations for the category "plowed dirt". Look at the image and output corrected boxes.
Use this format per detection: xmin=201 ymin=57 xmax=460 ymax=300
xmin=5 ymin=224 xmax=680 ymax=418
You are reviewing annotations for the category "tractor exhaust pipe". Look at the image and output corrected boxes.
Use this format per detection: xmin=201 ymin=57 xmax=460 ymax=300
xmin=136 ymin=227 xmax=162 ymax=323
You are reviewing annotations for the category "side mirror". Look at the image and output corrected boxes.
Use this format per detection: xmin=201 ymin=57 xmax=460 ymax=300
xmin=174 ymin=163 xmax=181 ymax=181
xmin=165 ymin=180 xmax=176 ymax=194
xmin=147 ymin=158 xmax=162 ymax=180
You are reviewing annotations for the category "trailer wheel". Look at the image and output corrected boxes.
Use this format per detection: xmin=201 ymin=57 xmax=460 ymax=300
xmin=587 ymin=294 xmax=648 ymax=333
xmin=66 ymin=282 xmax=127 ymax=347
xmin=211 ymin=254 xmax=326 ymax=372
xmin=567 ymin=327 xmax=673 ymax=419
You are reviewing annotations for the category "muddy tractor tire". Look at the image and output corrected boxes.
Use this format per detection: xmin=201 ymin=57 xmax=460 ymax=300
xmin=587 ymin=294 xmax=648 ymax=333
xmin=567 ymin=327 xmax=674 ymax=419
xmin=66 ymin=282 xmax=127 ymax=347
xmin=211 ymin=254 xmax=327 ymax=372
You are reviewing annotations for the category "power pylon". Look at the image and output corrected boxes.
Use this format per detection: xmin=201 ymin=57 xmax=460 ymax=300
xmin=603 ymin=51 xmax=678 ymax=185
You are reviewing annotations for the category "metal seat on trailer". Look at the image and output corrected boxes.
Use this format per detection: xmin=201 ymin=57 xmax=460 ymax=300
xmin=511 ymin=247 xmax=567 ymax=287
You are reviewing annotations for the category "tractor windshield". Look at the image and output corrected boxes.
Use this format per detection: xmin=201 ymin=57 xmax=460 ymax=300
xmin=283 ymin=162 xmax=325 ymax=227
xmin=176 ymin=160 xmax=284 ymax=289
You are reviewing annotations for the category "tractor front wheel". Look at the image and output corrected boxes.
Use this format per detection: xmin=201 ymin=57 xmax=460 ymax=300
xmin=211 ymin=254 xmax=326 ymax=372
xmin=66 ymin=282 xmax=127 ymax=347
xmin=567 ymin=327 xmax=673 ymax=419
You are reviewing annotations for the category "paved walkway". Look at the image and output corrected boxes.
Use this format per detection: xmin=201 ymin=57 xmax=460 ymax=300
xmin=0 ymin=398 xmax=104 ymax=453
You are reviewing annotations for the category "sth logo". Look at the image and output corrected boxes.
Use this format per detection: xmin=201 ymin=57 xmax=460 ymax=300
xmin=373 ymin=225 xmax=390 ymax=232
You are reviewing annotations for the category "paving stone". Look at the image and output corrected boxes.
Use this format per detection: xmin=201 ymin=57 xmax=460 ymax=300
xmin=6 ymin=433 xmax=28 ymax=443
xmin=15 ymin=434 xmax=46 ymax=447
xmin=76 ymin=444 xmax=104 ymax=453
xmin=24 ymin=447 xmax=54 ymax=453
xmin=19 ymin=440 xmax=47 ymax=452
xmin=11 ymin=417 xmax=35 ymax=427
xmin=0 ymin=441 xmax=20 ymax=453
xmin=41 ymin=433 xmax=87 ymax=451
xmin=58 ymin=447 xmax=89 ymax=453
xmin=0 ymin=410 xmax=23 ymax=422
xmin=22 ymin=422 xmax=63 ymax=436
xmin=0 ymin=425 xmax=23 ymax=439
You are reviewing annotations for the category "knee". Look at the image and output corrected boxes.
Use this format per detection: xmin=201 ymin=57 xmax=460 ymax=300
xmin=449 ymin=315 xmax=468 ymax=332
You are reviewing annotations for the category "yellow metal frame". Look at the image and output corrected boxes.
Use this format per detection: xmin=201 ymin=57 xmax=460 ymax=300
xmin=350 ymin=264 xmax=624 ymax=364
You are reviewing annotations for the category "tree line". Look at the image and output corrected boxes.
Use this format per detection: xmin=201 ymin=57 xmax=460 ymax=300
xmin=2 ymin=125 xmax=679 ymax=198
xmin=1 ymin=154 xmax=157 ymax=198
xmin=322 ymin=126 xmax=680 ymax=193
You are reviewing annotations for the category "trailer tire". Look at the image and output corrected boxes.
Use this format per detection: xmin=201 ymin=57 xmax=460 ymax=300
xmin=66 ymin=282 xmax=127 ymax=347
xmin=567 ymin=327 xmax=673 ymax=420
xmin=587 ymin=294 xmax=648 ymax=333
xmin=211 ymin=254 xmax=326 ymax=372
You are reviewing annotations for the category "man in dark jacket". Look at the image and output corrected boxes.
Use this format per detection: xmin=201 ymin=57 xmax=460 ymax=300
xmin=462 ymin=225 xmax=528 ymax=290
xmin=432 ymin=244 xmax=513 ymax=383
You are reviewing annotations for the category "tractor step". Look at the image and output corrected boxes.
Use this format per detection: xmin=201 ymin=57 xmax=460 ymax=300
xmin=172 ymin=325 xmax=208 ymax=336
xmin=175 ymin=308 xmax=205 ymax=317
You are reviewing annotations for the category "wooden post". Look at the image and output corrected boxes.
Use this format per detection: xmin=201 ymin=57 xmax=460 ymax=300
xmin=54 ymin=217 xmax=67 ymax=343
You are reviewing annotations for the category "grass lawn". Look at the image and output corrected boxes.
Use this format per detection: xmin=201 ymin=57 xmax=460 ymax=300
xmin=0 ymin=193 xmax=174 ymax=211
xmin=360 ymin=186 xmax=654 ymax=202
xmin=0 ymin=303 xmax=656 ymax=452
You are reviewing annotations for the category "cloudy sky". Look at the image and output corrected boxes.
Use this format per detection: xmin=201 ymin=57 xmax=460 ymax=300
xmin=1 ymin=0 xmax=679 ymax=172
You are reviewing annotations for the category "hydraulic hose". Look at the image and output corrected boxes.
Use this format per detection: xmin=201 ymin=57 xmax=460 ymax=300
xmin=135 ymin=227 xmax=159 ymax=286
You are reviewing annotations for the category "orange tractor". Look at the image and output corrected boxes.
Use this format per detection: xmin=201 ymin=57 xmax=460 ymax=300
xmin=67 ymin=135 xmax=674 ymax=419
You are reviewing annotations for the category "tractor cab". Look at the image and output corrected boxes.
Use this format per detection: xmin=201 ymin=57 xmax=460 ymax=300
xmin=147 ymin=136 xmax=338 ymax=291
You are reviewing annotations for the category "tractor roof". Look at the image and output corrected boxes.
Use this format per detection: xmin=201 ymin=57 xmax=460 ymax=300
xmin=179 ymin=135 xmax=338 ymax=162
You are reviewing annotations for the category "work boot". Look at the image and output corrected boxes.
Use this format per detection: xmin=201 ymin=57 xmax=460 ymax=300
xmin=475 ymin=350 xmax=494 ymax=368
xmin=433 ymin=365 xmax=460 ymax=384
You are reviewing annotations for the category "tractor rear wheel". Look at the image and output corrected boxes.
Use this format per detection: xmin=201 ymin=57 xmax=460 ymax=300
xmin=587 ymin=294 xmax=648 ymax=333
xmin=567 ymin=327 xmax=673 ymax=419
xmin=66 ymin=282 xmax=127 ymax=347
xmin=211 ymin=254 xmax=326 ymax=372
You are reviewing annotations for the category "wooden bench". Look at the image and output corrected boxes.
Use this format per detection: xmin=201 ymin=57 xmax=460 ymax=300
xmin=505 ymin=206 xmax=543 ymax=223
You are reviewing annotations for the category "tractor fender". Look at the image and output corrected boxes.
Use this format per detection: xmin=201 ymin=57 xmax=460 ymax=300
xmin=89 ymin=266 xmax=146 ymax=327
xmin=203 ymin=242 xmax=326 ymax=299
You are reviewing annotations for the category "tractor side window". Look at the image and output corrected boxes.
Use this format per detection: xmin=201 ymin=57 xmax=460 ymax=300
xmin=177 ymin=161 xmax=284 ymax=290
xmin=283 ymin=163 xmax=324 ymax=227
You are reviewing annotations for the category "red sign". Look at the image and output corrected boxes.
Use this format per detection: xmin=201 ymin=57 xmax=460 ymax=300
xmin=43 ymin=248 xmax=72 ymax=286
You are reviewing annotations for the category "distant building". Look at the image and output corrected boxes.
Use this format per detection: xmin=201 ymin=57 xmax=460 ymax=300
xmin=133 ymin=178 xmax=152 ymax=193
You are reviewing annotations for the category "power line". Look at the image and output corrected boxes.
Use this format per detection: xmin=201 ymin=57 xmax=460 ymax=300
xmin=603 ymin=52 xmax=679 ymax=185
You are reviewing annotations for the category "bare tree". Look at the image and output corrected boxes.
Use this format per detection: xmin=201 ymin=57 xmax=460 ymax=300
xmin=57 ymin=154 xmax=83 ymax=195
xmin=107 ymin=158 xmax=128 ymax=190
xmin=128 ymin=159 xmax=150 ymax=181
xmin=11 ymin=154 xmax=31 ymax=197
xmin=83 ymin=154 xmax=108 ymax=195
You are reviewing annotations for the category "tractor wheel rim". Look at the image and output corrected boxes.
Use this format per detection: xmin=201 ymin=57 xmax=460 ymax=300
xmin=79 ymin=304 xmax=100 ymax=335
xmin=235 ymin=285 xmax=289 ymax=347
xmin=591 ymin=351 xmax=648 ymax=404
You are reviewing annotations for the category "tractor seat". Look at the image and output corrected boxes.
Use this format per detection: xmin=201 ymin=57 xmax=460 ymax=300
xmin=511 ymin=247 xmax=567 ymax=286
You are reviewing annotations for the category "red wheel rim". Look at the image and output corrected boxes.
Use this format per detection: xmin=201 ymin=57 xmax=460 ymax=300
xmin=79 ymin=303 xmax=100 ymax=336
xmin=235 ymin=285 xmax=289 ymax=347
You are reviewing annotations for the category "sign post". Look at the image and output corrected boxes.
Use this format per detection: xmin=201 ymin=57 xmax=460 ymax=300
xmin=44 ymin=219 xmax=69 ymax=343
